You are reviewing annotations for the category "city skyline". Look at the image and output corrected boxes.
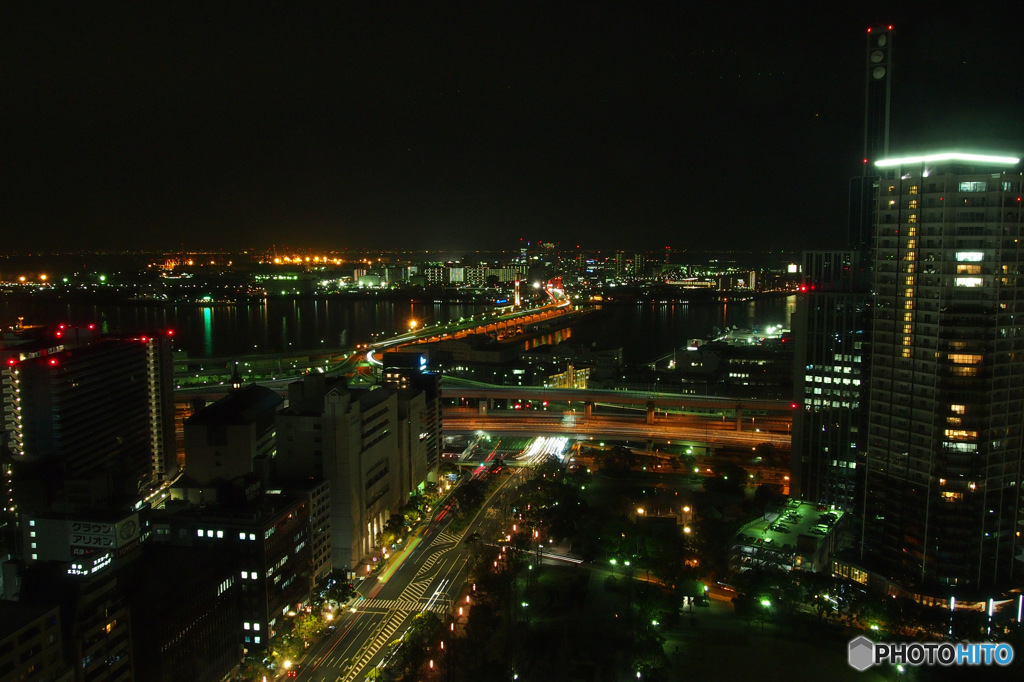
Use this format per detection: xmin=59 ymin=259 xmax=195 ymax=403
xmin=5 ymin=4 xmax=1024 ymax=254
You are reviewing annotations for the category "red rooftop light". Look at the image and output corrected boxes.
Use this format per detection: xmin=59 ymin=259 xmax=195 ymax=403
xmin=48 ymin=358 xmax=58 ymax=366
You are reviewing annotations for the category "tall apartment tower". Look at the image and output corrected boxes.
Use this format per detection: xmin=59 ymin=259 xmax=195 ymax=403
xmin=2 ymin=327 xmax=176 ymax=516
xmin=863 ymin=152 xmax=1024 ymax=590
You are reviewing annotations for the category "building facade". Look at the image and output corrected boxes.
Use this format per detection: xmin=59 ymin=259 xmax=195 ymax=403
xmin=2 ymin=328 xmax=176 ymax=516
xmin=863 ymin=152 xmax=1024 ymax=591
xmin=791 ymin=251 xmax=869 ymax=511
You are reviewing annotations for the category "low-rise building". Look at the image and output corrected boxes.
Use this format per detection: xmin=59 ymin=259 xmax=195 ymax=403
xmin=729 ymin=500 xmax=843 ymax=574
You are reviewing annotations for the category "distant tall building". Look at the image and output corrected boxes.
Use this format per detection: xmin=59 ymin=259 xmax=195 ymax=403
xmin=862 ymin=152 xmax=1024 ymax=590
xmin=632 ymin=252 xmax=647 ymax=279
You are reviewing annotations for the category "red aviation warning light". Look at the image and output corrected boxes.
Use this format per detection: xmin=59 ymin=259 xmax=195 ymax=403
xmin=48 ymin=358 xmax=58 ymax=366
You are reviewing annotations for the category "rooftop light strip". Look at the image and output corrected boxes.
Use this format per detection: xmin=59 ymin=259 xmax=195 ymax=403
xmin=875 ymin=153 xmax=1020 ymax=168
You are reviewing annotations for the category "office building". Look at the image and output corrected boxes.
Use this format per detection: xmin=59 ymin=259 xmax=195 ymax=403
xmin=179 ymin=384 xmax=283 ymax=501
xmin=0 ymin=601 xmax=66 ymax=681
xmin=383 ymin=353 xmax=442 ymax=481
xmin=862 ymin=152 xmax=1024 ymax=590
xmin=791 ymin=251 xmax=869 ymax=510
xmin=151 ymin=490 xmax=311 ymax=650
xmin=277 ymin=376 xmax=429 ymax=572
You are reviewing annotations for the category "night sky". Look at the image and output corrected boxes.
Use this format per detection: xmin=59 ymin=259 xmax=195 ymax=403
xmin=4 ymin=3 xmax=1024 ymax=254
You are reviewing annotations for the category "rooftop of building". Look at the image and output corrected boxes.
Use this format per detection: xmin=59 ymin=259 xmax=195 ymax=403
xmin=187 ymin=383 xmax=284 ymax=425
xmin=733 ymin=499 xmax=843 ymax=553
xmin=875 ymin=151 xmax=1020 ymax=168
xmin=159 ymin=488 xmax=305 ymax=525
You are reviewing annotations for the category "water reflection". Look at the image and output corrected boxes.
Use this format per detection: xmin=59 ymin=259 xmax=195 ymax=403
xmin=0 ymin=295 xmax=795 ymax=361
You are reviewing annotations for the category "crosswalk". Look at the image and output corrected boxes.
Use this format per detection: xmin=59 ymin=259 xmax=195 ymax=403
xmin=356 ymin=597 xmax=449 ymax=614
xmin=340 ymin=610 xmax=406 ymax=682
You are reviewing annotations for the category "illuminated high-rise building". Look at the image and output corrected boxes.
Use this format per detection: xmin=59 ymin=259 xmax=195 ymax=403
xmin=2 ymin=327 xmax=176 ymax=517
xmin=862 ymin=152 xmax=1024 ymax=590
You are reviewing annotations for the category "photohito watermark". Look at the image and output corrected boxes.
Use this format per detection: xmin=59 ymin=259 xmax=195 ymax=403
xmin=848 ymin=636 xmax=1014 ymax=671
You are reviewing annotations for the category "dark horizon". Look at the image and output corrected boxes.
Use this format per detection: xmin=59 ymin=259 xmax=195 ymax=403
xmin=4 ymin=3 xmax=1024 ymax=253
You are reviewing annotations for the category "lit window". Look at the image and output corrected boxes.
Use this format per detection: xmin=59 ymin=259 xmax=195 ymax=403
xmin=197 ymin=529 xmax=204 ymax=538
xmin=239 ymin=532 xmax=246 ymax=540
xmin=944 ymin=429 xmax=978 ymax=440
xmin=951 ymin=366 xmax=978 ymax=377
xmin=903 ymin=324 xmax=913 ymax=334
xmin=955 ymin=277 xmax=984 ymax=287
xmin=956 ymin=251 xmax=984 ymax=262
xmin=244 ymin=622 xmax=250 ymax=630
xmin=950 ymin=404 xmax=966 ymax=414
xmin=909 ymin=185 xmax=919 ymax=195
xmin=909 ymin=200 xmax=918 ymax=209
xmin=216 ymin=530 xmax=224 ymax=539
xmin=904 ymin=276 xmax=915 ymax=286
xmin=241 ymin=571 xmax=248 ymax=579
xmin=903 ymin=312 xmax=913 ymax=322
xmin=906 ymin=239 xmax=916 ymax=249
xmin=254 ymin=637 xmax=261 ymax=644
xmin=903 ymin=336 xmax=913 ymax=346
xmin=949 ymin=354 xmax=982 ymax=364
xmin=959 ymin=181 xmax=986 ymax=192
xmin=907 ymin=214 xmax=917 ymax=223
